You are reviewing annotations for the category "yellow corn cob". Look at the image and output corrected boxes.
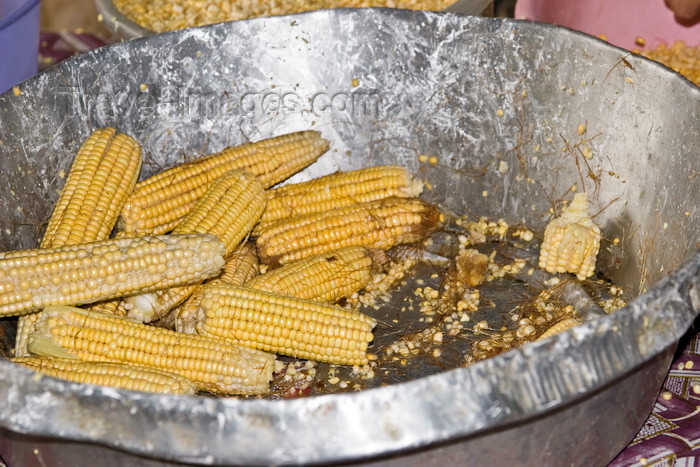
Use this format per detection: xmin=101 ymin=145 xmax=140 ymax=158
xmin=196 ymin=285 xmax=376 ymax=366
xmin=17 ymin=129 xmax=142 ymax=357
xmin=119 ymin=131 xmax=329 ymax=236
xmin=256 ymin=196 xmax=440 ymax=266
xmin=87 ymin=298 xmax=129 ymax=316
xmin=538 ymin=193 xmax=601 ymax=280
xmin=12 ymin=357 xmax=197 ymax=395
xmin=246 ymin=246 xmax=377 ymax=303
xmin=253 ymin=165 xmax=424 ymax=235
xmin=84 ymin=231 xmax=130 ymax=318
xmin=175 ymin=243 xmax=259 ymax=334
xmin=14 ymin=313 xmax=39 ymax=358
xmin=42 ymin=128 xmax=143 ymax=248
xmin=124 ymin=170 xmax=266 ymax=323
xmin=27 ymin=306 xmax=274 ymax=395
xmin=536 ymin=318 xmax=582 ymax=340
xmin=0 ymin=234 xmax=225 ymax=317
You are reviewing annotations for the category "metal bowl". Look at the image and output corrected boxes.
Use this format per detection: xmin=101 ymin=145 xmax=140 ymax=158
xmin=0 ymin=9 xmax=698 ymax=466
xmin=94 ymin=0 xmax=494 ymax=40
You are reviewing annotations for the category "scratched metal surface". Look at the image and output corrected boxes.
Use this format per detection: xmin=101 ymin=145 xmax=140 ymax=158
xmin=0 ymin=9 xmax=698 ymax=466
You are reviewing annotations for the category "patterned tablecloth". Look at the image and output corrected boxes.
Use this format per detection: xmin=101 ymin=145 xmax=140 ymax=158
xmin=610 ymin=330 xmax=700 ymax=467
xmin=37 ymin=32 xmax=699 ymax=467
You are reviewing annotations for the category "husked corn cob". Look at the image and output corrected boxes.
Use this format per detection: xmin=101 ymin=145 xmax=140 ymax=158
xmin=119 ymin=131 xmax=328 ymax=236
xmin=215 ymin=243 xmax=261 ymax=287
xmin=18 ymin=129 xmax=142 ymax=357
xmin=12 ymin=357 xmax=197 ymax=395
xmin=27 ymin=306 xmax=275 ymax=395
xmin=536 ymin=318 xmax=582 ymax=340
xmin=87 ymin=298 xmax=129 ymax=316
xmin=254 ymin=165 xmax=424 ymax=235
xmin=538 ymin=193 xmax=601 ymax=280
xmin=246 ymin=246 xmax=377 ymax=303
xmin=0 ymin=234 xmax=225 ymax=317
xmin=197 ymin=285 xmax=376 ymax=366
xmin=256 ymin=197 xmax=440 ymax=265
xmin=173 ymin=170 xmax=266 ymax=252
xmin=125 ymin=170 xmax=266 ymax=323
xmin=14 ymin=313 xmax=39 ymax=358
xmin=42 ymin=128 xmax=143 ymax=248
xmin=176 ymin=243 xmax=259 ymax=334
xmin=84 ymin=232 xmax=131 ymax=318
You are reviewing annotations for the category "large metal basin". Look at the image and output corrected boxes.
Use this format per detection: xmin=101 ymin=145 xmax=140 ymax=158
xmin=0 ymin=9 xmax=698 ymax=466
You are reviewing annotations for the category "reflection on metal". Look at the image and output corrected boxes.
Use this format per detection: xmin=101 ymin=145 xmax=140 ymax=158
xmin=0 ymin=9 xmax=698 ymax=467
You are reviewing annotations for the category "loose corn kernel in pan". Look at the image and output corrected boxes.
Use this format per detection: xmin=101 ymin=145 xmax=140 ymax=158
xmin=254 ymin=165 xmax=424 ymax=235
xmin=0 ymin=234 xmax=225 ymax=317
xmin=114 ymin=0 xmax=456 ymax=33
xmin=175 ymin=243 xmax=260 ymax=334
xmin=27 ymin=306 xmax=275 ymax=395
xmin=196 ymin=285 xmax=376 ymax=366
xmin=119 ymin=131 xmax=328 ymax=236
xmin=246 ymin=246 xmax=378 ymax=303
xmin=256 ymin=196 xmax=440 ymax=266
xmin=12 ymin=357 xmax=197 ymax=395
xmin=124 ymin=170 xmax=266 ymax=323
xmin=538 ymin=193 xmax=600 ymax=280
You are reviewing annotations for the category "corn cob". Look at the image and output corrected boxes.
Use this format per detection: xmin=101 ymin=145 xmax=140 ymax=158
xmin=42 ymin=128 xmax=143 ymax=248
xmin=253 ymin=165 xmax=424 ymax=235
xmin=14 ymin=314 xmax=40 ymax=358
xmin=119 ymin=131 xmax=329 ymax=236
xmin=175 ymin=243 xmax=259 ymax=334
xmin=87 ymin=298 xmax=129 ymax=316
xmin=197 ymin=285 xmax=376 ymax=366
xmin=85 ymin=232 xmax=131 ymax=318
xmin=538 ymin=193 xmax=601 ymax=280
xmin=17 ymin=128 xmax=142 ymax=357
xmin=27 ymin=306 xmax=275 ymax=395
xmin=246 ymin=246 xmax=377 ymax=303
xmin=0 ymin=234 xmax=225 ymax=317
xmin=536 ymin=318 xmax=582 ymax=340
xmin=124 ymin=170 xmax=266 ymax=323
xmin=12 ymin=357 xmax=197 ymax=395
xmin=256 ymin=196 xmax=440 ymax=266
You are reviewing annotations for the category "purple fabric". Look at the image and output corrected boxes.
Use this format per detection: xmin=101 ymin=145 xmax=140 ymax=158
xmin=610 ymin=332 xmax=700 ymax=466
xmin=39 ymin=31 xmax=106 ymax=70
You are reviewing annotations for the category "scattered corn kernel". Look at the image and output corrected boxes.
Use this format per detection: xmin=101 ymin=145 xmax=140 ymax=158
xmin=634 ymin=41 xmax=700 ymax=86
xmin=113 ymin=0 xmax=456 ymax=33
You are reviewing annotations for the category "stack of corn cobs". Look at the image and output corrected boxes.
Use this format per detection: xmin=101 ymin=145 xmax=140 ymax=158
xmin=6 ymin=127 xmax=601 ymax=396
xmin=6 ymin=127 xmax=442 ymax=396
